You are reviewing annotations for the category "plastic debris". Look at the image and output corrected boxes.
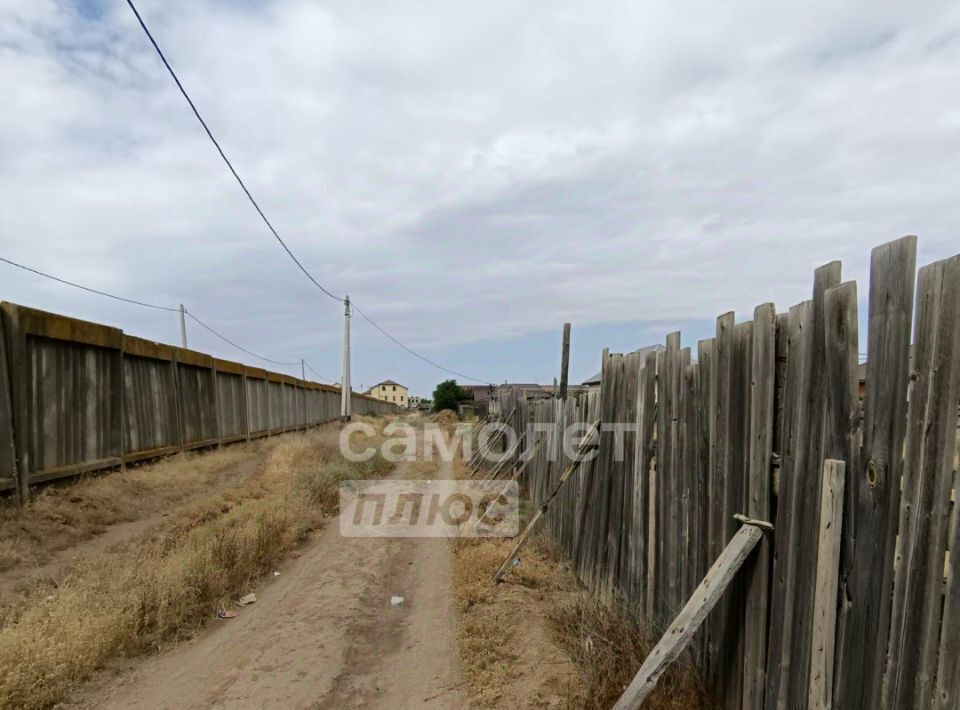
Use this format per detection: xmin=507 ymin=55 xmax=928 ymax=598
xmin=237 ymin=593 xmax=257 ymax=606
xmin=390 ymin=596 xmax=405 ymax=606
xmin=273 ymin=571 xmax=281 ymax=577
xmin=217 ymin=610 xmax=239 ymax=620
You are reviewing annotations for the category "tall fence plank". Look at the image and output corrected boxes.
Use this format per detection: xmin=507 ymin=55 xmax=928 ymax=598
xmin=765 ymin=300 xmax=814 ymax=710
xmin=834 ymin=236 xmax=917 ymax=710
xmin=883 ymin=255 xmax=960 ymax=710
xmin=743 ymin=303 xmax=775 ymax=710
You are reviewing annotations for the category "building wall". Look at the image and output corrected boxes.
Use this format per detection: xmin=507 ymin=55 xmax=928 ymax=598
xmin=369 ymin=383 xmax=408 ymax=407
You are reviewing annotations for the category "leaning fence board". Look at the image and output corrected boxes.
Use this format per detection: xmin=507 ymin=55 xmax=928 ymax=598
xmin=612 ymin=524 xmax=764 ymax=710
xmin=808 ymin=459 xmax=846 ymax=710
xmin=834 ymin=236 xmax=917 ymax=710
xmin=883 ymin=255 xmax=960 ymax=710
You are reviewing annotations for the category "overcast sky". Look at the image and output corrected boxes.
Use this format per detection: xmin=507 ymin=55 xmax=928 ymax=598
xmin=2 ymin=0 xmax=959 ymax=396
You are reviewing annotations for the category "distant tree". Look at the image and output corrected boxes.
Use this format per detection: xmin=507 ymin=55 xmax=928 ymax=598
xmin=432 ymin=379 xmax=468 ymax=413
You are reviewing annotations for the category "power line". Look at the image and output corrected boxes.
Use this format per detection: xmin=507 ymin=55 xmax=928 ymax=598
xmin=125 ymin=0 xmax=494 ymax=386
xmin=184 ymin=311 xmax=301 ymax=367
xmin=125 ymin=0 xmax=343 ymax=304
xmin=352 ymin=303 xmax=492 ymax=385
xmin=304 ymin=360 xmax=335 ymax=383
xmin=0 ymin=256 xmax=320 ymax=374
xmin=0 ymin=257 xmax=179 ymax=312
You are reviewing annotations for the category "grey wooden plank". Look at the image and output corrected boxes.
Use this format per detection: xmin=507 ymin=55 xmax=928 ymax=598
xmin=613 ymin=524 xmax=764 ymax=710
xmin=937 ymin=467 xmax=960 ymax=710
xmin=833 ymin=236 xmax=917 ymax=710
xmin=808 ymin=459 xmax=846 ymax=710
xmin=653 ymin=347 xmax=668 ymax=622
xmin=680 ymin=356 xmax=697 ymax=606
xmin=817 ymin=278 xmax=862 ymax=710
xmin=719 ymin=320 xmax=752 ymax=710
xmin=695 ymin=338 xmax=714 ymax=668
xmin=765 ymin=300 xmax=814 ymax=710
xmin=785 ymin=261 xmax=841 ymax=710
xmin=883 ymin=255 xmax=960 ymax=710
xmin=708 ymin=312 xmax=734 ymax=693
xmin=631 ymin=353 xmax=657 ymax=611
xmin=618 ymin=350 xmax=642 ymax=596
xmin=664 ymin=334 xmax=683 ymax=618
xmin=743 ymin=303 xmax=776 ymax=710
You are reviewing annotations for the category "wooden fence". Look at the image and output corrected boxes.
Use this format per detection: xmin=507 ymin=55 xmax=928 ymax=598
xmin=498 ymin=236 xmax=960 ymax=710
xmin=0 ymin=301 xmax=396 ymax=502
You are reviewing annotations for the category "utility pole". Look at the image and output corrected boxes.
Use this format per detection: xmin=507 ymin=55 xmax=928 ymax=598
xmin=340 ymin=295 xmax=352 ymax=422
xmin=179 ymin=304 xmax=188 ymax=349
xmin=558 ymin=322 xmax=571 ymax=399
xmin=301 ymin=358 xmax=306 ymax=382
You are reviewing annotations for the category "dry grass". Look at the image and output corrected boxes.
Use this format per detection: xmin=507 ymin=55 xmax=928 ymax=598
xmin=451 ymin=530 xmax=583 ymax=708
xmin=548 ymin=593 xmax=710 ymax=710
xmin=0 ymin=441 xmax=279 ymax=573
xmin=0 ymin=424 xmax=391 ymax=710
xmin=452 ymin=492 xmax=709 ymax=710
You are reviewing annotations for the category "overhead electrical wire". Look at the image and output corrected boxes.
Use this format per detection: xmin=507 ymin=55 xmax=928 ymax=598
xmin=124 ymin=0 xmax=342 ymax=304
xmin=184 ymin=311 xmax=300 ymax=367
xmin=303 ymin=361 xmax=335 ymax=383
xmin=0 ymin=257 xmax=316 ymax=375
xmin=352 ymin=304 xmax=492 ymax=384
xmin=0 ymin=256 xmax=179 ymax=312
xmin=125 ymin=0 xmax=494 ymax=386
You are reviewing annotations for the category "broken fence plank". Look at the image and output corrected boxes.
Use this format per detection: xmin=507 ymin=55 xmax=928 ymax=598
xmin=612 ymin=523 xmax=764 ymax=710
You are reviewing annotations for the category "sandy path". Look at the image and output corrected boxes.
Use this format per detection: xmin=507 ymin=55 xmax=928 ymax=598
xmin=64 ymin=459 xmax=468 ymax=710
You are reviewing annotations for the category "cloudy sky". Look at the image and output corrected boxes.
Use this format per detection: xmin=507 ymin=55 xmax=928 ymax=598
xmin=1 ymin=0 xmax=959 ymax=396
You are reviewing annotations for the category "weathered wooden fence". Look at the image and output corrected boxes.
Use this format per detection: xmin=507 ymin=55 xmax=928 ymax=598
xmin=0 ymin=301 xmax=396 ymax=502
xmin=501 ymin=236 xmax=960 ymax=710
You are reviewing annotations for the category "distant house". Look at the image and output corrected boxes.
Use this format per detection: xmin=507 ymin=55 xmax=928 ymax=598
xmin=460 ymin=384 xmax=496 ymax=403
xmin=582 ymin=344 xmax=666 ymax=387
xmin=366 ymin=380 xmax=408 ymax=407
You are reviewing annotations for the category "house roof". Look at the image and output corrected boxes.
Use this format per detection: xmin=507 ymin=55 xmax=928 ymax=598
xmin=372 ymin=379 xmax=405 ymax=388
xmin=582 ymin=344 xmax=666 ymax=385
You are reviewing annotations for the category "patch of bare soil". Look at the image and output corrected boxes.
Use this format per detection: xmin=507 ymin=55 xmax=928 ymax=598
xmin=57 ymin=445 xmax=468 ymax=710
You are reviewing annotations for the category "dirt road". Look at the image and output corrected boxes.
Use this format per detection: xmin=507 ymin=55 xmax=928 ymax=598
xmin=65 ymin=458 xmax=468 ymax=710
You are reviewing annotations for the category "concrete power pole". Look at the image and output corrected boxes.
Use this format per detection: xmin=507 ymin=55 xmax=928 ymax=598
xmin=179 ymin=304 xmax=188 ymax=349
xmin=301 ymin=358 xmax=306 ymax=382
xmin=340 ymin=295 xmax=352 ymax=422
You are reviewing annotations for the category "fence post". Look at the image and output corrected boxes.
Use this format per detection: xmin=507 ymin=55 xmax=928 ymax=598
xmin=1 ymin=305 xmax=29 ymax=504
xmin=0 ymin=312 xmax=17 ymax=497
